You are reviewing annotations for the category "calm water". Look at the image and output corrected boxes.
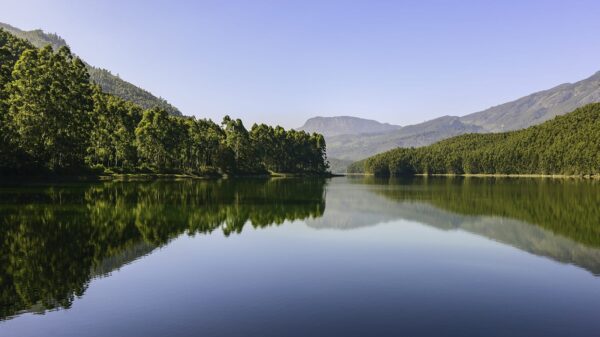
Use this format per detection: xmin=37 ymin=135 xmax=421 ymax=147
xmin=1 ymin=177 xmax=600 ymax=337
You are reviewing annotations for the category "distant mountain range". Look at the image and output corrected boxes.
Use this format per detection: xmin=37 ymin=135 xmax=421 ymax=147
xmin=300 ymin=71 xmax=600 ymax=167
xmin=0 ymin=22 xmax=181 ymax=115
xmin=298 ymin=116 xmax=401 ymax=137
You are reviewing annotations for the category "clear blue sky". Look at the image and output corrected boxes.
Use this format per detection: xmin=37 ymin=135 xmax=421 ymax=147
xmin=3 ymin=0 xmax=600 ymax=128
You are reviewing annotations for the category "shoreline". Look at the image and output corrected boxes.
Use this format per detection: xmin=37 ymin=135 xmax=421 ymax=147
xmin=0 ymin=172 xmax=340 ymax=183
xmin=417 ymin=173 xmax=600 ymax=179
xmin=343 ymin=173 xmax=600 ymax=179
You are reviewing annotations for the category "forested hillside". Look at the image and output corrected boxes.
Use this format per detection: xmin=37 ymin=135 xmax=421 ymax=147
xmin=0 ymin=22 xmax=181 ymax=115
xmin=350 ymin=103 xmax=600 ymax=176
xmin=0 ymin=29 xmax=328 ymax=176
xmin=320 ymin=70 xmax=600 ymax=164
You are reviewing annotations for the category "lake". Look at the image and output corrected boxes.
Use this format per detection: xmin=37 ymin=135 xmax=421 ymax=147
xmin=1 ymin=177 xmax=599 ymax=337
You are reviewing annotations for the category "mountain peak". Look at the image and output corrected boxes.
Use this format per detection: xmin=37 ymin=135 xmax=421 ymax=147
xmin=298 ymin=116 xmax=401 ymax=137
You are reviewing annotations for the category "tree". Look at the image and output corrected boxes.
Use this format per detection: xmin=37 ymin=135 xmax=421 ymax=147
xmin=222 ymin=116 xmax=263 ymax=174
xmin=0 ymin=29 xmax=35 ymax=172
xmin=7 ymin=45 xmax=92 ymax=170
xmin=87 ymin=87 xmax=141 ymax=170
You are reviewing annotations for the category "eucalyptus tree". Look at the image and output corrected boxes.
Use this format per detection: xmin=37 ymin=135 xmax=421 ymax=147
xmin=7 ymin=45 xmax=92 ymax=170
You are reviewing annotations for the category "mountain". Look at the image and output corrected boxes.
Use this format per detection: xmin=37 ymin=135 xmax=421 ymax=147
xmin=327 ymin=116 xmax=482 ymax=160
xmin=321 ymin=70 xmax=600 ymax=163
xmin=353 ymin=103 xmax=600 ymax=176
xmin=0 ymin=22 xmax=181 ymax=115
xmin=461 ymin=71 xmax=600 ymax=132
xmin=298 ymin=116 xmax=401 ymax=137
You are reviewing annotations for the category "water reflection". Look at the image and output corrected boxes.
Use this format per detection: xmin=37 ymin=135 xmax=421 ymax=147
xmin=308 ymin=176 xmax=600 ymax=274
xmin=0 ymin=179 xmax=326 ymax=320
xmin=1 ymin=176 xmax=600 ymax=324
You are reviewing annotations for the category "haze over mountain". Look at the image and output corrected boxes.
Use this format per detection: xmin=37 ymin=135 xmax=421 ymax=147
xmin=327 ymin=116 xmax=483 ymax=161
xmin=298 ymin=116 xmax=400 ymax=137
xmin=315 ymin=70 xmax=600 ymax=163
xmin=0 ymin=22 xmax=182 ymax=116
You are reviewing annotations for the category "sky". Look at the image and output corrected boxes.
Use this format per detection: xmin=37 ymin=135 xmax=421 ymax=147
xmin=2 ymin=0 xmax=600 ymax=128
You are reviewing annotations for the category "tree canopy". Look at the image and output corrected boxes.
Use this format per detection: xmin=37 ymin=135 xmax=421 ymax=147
xmin=0 ymin=29 xmax=328 ymax=176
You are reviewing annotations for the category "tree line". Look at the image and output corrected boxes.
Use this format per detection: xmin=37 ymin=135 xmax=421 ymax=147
xmin=349 ymin=103 xmax=600 ymax=177
xmin=0 ymin=29 xmax=328 ymax=176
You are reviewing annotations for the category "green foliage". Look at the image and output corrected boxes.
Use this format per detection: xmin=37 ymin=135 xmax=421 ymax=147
xmin=249 ymin=124 xmax=329 ymax=174
xmin=0 ymin=29 xmax=35 ymax=170
xmin=7 ymin=45 xmax=93 ymax=170
xmin=87 ymin=67 xmax=181 ymax=115
xmin=0 ymin=30 xmax=328 ymax=176
xmin=0 ymin=24 xmax=181 ymax=115
xmin=87 ymin=86 xmax=142 ymax=170
xmin=359 ymin=103 xmax=600 ymax=176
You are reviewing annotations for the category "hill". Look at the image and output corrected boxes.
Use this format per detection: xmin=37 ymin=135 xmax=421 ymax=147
xmin=323 ymin=71 xmax=600 ymax=163
xmin=326 ymin=116 xmax=483 ymax=160
xmin=0 ymin=22 xmax=181 ymax=115
xmin=298 ymin=116 xmax=400 ymax=137
xmin=351 ymin=103 xmax=600 ymax=176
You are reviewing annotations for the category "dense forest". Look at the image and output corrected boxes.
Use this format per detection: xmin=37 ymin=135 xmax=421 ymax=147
xmin=87 ymin=67 xmax=181 ymax=115
xmin=349 ymin=103 xmax=600 ymax=176
xmin=0 ymin=22 xmax=182 ymax=115
xmin=0 ymin=29 xmax=328 ymax=176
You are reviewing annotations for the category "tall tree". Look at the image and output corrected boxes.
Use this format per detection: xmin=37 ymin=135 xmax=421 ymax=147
xmin=7 ymin=45 xmax=92 ymax=170
xmin=222 ymin=116 xmax=263 ymax=173
xmin=0 ymin=29 xmax=35 ymax=172
xmin=135 ymin=108 xmax=175 ymax=171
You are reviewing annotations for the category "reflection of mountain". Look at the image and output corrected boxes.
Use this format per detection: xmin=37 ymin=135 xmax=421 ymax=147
xmin=0 ymin=179 xmax=326 ymax=320
xmin=3 ymin=177 xmax=599 ymax=321
xmin=307 ymin=177 xmax=600 ymax=275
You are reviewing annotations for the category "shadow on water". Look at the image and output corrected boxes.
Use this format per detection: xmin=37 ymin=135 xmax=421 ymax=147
xmin=0 ymin=178 xmax=327 ymax=320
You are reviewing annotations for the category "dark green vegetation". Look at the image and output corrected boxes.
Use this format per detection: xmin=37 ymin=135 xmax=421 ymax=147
xmin=0 ymin=22 xmax=181 ymax=115
xmin=0 ymin=179 xmax=326 ymax=320
xmin=0 ymin=29 xmax=328 ymax=176
xmin=351 ymin=103 xmax=600 ymax=176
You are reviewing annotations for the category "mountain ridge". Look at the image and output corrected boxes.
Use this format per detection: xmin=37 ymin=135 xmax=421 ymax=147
xmin=307 ymin=70 xmax=600 ymax=165
xmin=298 ymin=115 xmax=401 ymax=137
xmin=0 ymin=22 xmax=182 ymax=116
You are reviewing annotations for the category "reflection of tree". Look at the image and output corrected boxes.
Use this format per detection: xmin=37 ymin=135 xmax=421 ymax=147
xmin=0 ymin=178 xmax=326 ymax=320
xmin=369 ymin=177 xmax=600 ymax=248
